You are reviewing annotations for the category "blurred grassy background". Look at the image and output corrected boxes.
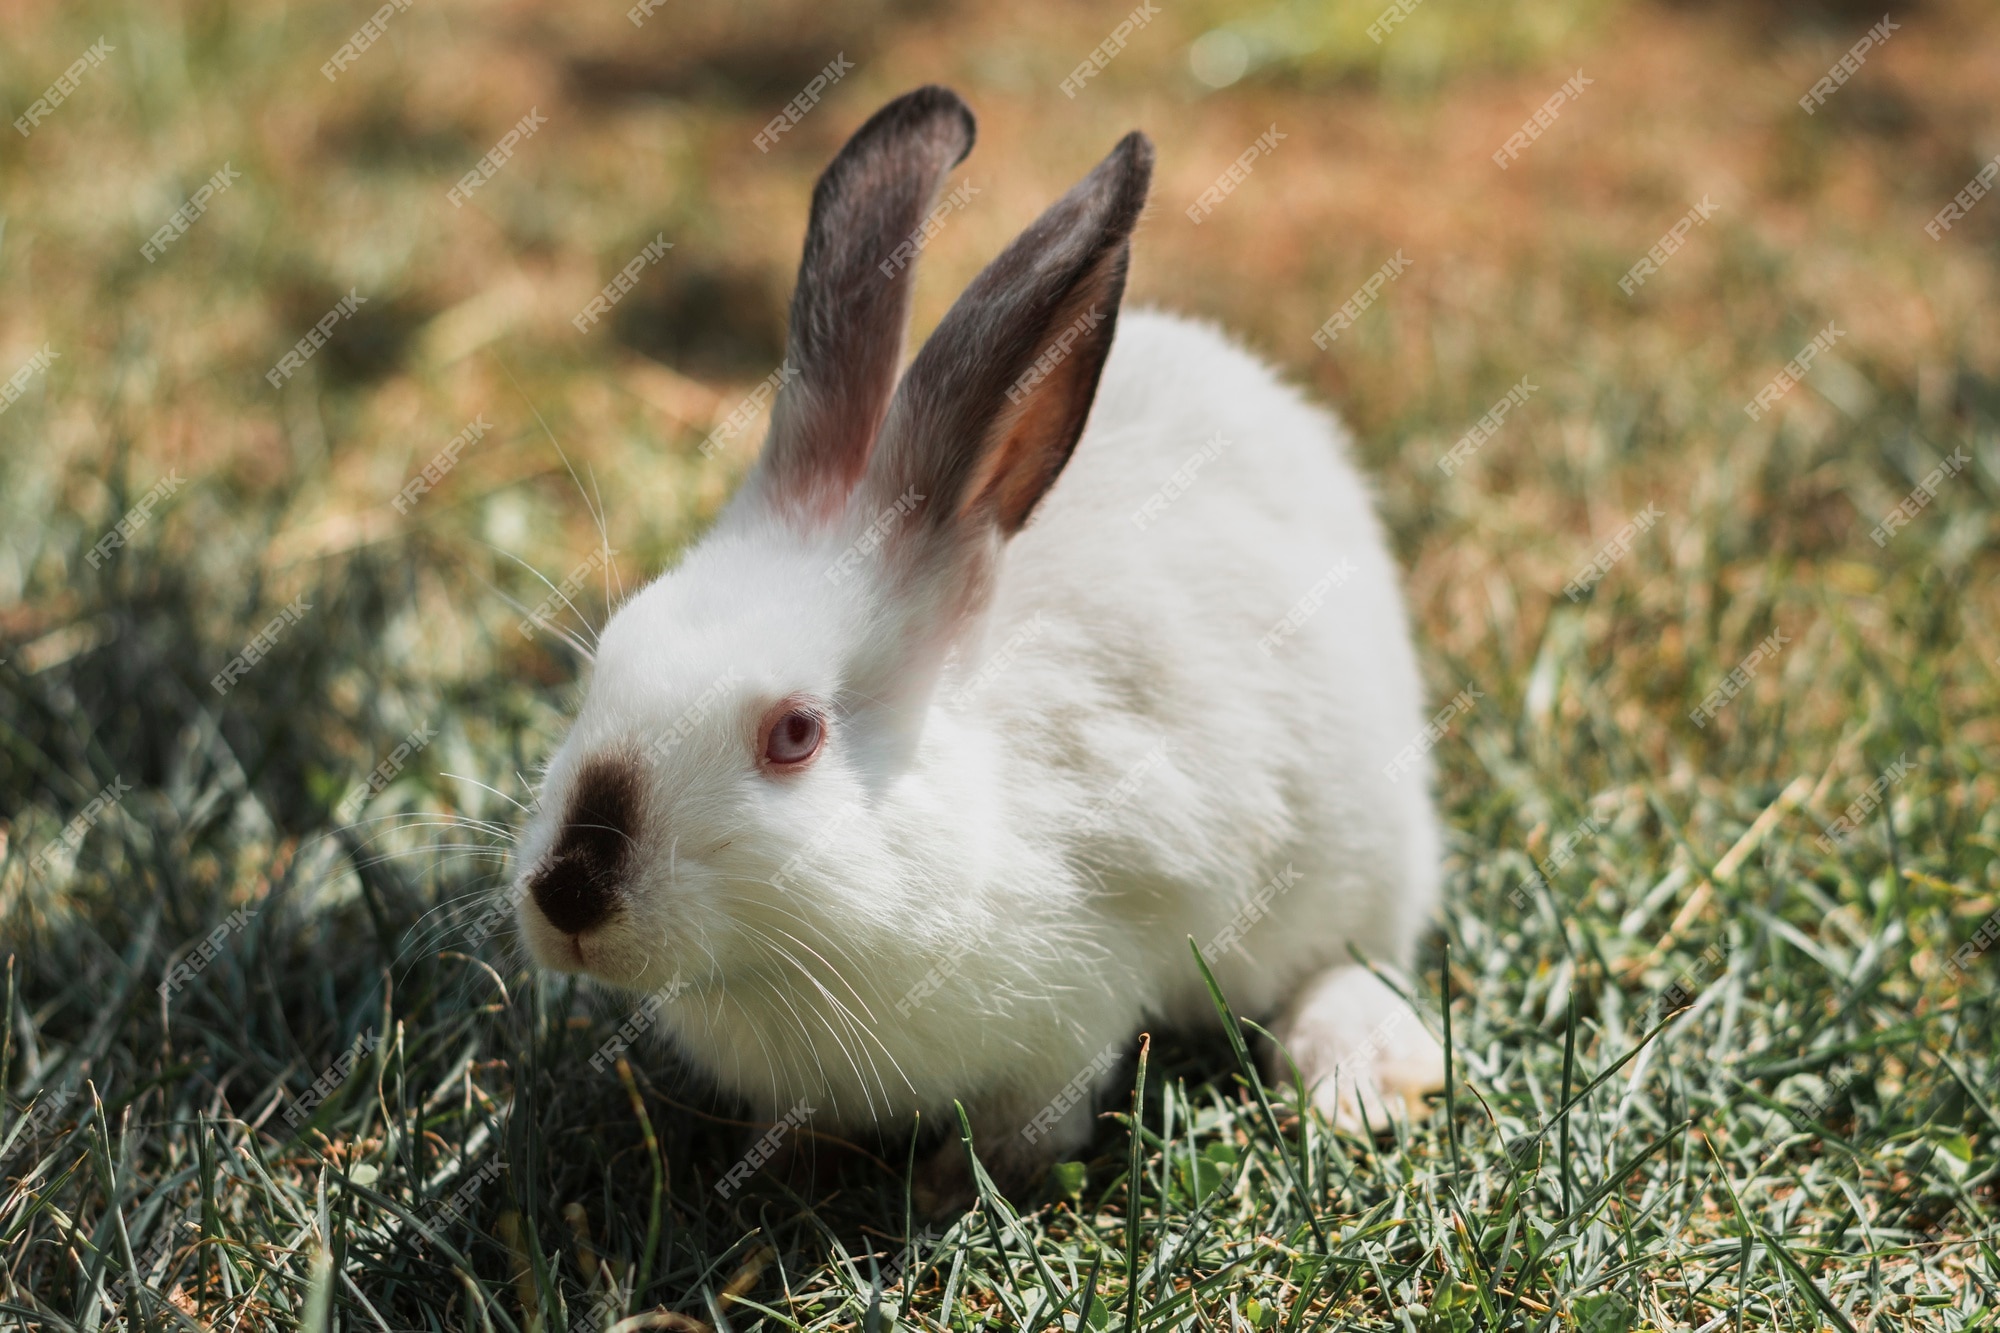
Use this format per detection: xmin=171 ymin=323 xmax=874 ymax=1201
xmin=3 ymin=0 xmax=1999 ymax=1328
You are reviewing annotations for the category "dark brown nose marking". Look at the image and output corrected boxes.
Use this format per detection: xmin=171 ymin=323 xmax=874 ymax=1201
xmin=529 ymin=756 xmax=640 ymax=935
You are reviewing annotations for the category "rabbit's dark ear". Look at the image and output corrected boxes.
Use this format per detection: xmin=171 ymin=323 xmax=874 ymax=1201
xmin=753 ymin=86 xmax=976 ymax=521
xmin=864 ymin=131 xmax=1152 ymax=539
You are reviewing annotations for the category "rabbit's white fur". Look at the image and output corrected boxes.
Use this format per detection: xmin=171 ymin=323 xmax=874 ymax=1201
xmin=516 ymin=308 xmax=1442 ymax=1160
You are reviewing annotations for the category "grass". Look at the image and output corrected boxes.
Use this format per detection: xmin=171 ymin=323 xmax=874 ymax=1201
xmin=3 ymin=0 xmax=1999 ymax=1328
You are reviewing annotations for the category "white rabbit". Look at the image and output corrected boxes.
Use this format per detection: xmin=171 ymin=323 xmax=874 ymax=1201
xmin=512 ymin=86 xmax=1445 ymax=1199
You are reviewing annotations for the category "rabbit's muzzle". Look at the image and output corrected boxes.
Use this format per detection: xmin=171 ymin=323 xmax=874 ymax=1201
xmin=527 ymin=755 xmax=641 ymax=936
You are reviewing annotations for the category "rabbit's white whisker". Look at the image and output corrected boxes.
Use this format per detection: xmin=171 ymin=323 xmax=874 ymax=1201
xmin=437 ymin=772 xmax=531 ymax=813
xmin=486 ymin=546 xmax=601 ymax=655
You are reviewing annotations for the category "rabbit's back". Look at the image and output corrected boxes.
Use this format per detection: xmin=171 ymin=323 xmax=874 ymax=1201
xmin=967 ymin=309 xmax=1440 ymax=1021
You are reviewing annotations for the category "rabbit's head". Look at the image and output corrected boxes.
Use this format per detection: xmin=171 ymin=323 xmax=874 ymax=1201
xmin=513 ymin=87 xmax=1152 ymax=1010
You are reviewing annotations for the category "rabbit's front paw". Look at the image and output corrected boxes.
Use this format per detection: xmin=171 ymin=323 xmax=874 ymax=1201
xmin=912 ymin=1104 xmax=1073 ymax=1219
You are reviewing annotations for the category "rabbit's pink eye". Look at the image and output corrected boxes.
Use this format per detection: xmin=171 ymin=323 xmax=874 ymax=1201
xmin=762 ymin=706 xmax=825 ymax=769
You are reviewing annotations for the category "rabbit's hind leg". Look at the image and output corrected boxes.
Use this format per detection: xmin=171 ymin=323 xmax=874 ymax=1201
xmin=1266 ymin=963 xmax=1444 ymax=1134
